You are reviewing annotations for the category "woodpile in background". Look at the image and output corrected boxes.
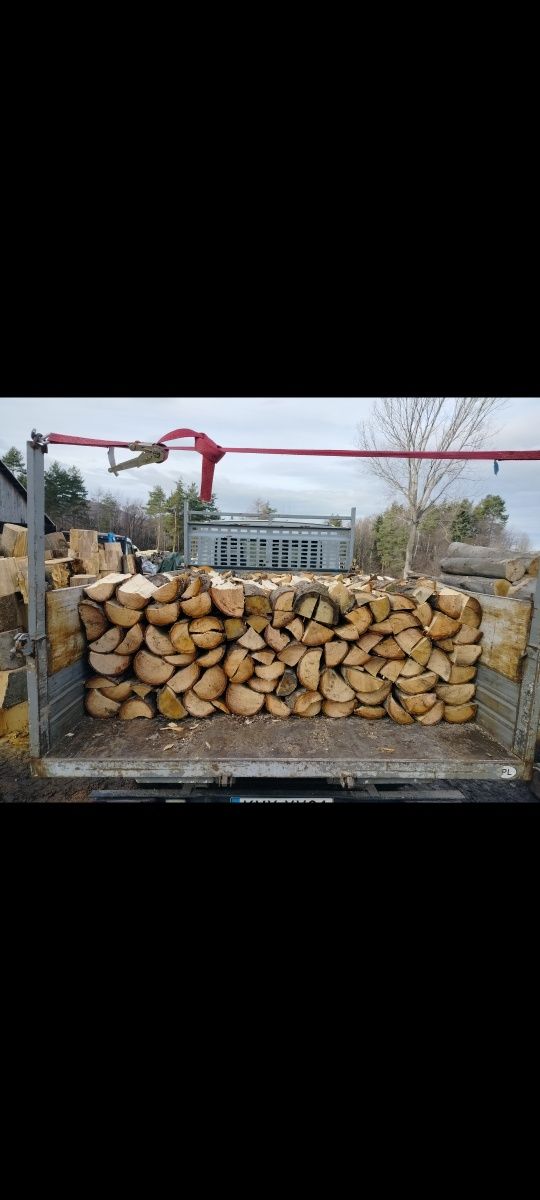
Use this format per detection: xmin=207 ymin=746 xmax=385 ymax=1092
xmin=80 ymin=569 xmax=483 ymax=724
xmin=439 ymin=541 xmax=538 ymax=599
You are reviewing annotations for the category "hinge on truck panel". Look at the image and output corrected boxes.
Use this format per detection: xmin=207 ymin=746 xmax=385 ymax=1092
xmin=340 ymin=773 xmax=357 ymax=790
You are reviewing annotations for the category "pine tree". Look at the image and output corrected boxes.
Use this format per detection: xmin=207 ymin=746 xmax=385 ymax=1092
xmin=450 ymin=500 xmax=477 ymax=543
xmin=44 ymin=462 xmax=89 ymax=527
xmin=1 ymin=446 xmax=27 ymax=488
xmin=146 ymin=485 xmax=168 ymax=552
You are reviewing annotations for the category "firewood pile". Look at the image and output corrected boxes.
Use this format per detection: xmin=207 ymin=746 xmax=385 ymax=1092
xmin=79 ymin=570 xmax=483 ymax=723
xmin=438 ymin=542 xmax=539 ymax=599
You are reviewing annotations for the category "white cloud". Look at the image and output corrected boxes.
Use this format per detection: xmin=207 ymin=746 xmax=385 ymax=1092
xmin=1 ymin=397 xmax=539 ymax=542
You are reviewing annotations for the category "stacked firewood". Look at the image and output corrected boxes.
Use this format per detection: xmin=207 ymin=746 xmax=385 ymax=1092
xmin=79 ymin=570 xmax=482 ymax=723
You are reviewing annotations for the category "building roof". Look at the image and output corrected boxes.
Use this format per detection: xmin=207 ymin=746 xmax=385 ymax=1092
xmin=0 ymin=458 xmax=56 ymax=533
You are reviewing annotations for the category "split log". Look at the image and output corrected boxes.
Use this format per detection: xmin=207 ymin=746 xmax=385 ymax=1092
xmin=168 ymin=662 xmax=201 ymax=693
xmin=344 ymin=607 xmax=373 ymax=634
xmin=436 ymin=683 xmax=476 ymax=706
xmin=343 ymin=668 xmax=381 ymax=693
xmin=324 ymin=640 xmax=349 ymax=668
xmin=293 ymin=691 xmax=322 ymax=717
xmin=246 ymin=614 xmax=270 ymax=632
xmin=252 ymin=648 xmax=276 ymax=666
xmin=450 ymin=644 xmax=482 ymax=666
xmin=354 ymin=704 xmax=386 ymax=719
xmin=297 ymin=648 xmax=322 ymax=691
xmin=395 ymin=628 xmax=423 ymax=655
xmin=277 ymin=643 xmax=307 ymax=667
xmin=224 ymin=646 xmax=249 ymax=678
xmin=146 ymin=600 xmax=181 ymax=626
xmin=293 ymin=582 xmax=338 ymax=625
xmin=410 ymin=637 xmax=432 ymax=666
xmin=397 ymin=671 xmax=438 ymax=695
xmin=85 ymin=690 xmax=121 ymax=718
xmin=170 ymin=622 xmax=196 ymax=654
xmin=88 ymin=650 xmax=132 ymax=677
xmin=84 ymin=573 xmax=130 ymax=602
xmin=180 ymin=592 xmax=212 ymax=619
xmin=145 ymin=625 xmax=175 ymax=657
xmin=133 ymin=649 xmax=175 ymax=686
xmin=276 ymin=670 xmax=297 ymax=697
xmin=397 ymin=659 xmax=424 ymax=678
xmin=189 ymin=616 xmax=225 ymax=649
xmin=271 ymin=586 xmax=297 ymax=612
xmin=184 ymin=690 xmax=215 ymax=717
xmin=414 ymin=602 xmax=433 ymax=627
xmin=212 ymin=699 xmax=231 ymax=715
xmin=285 ymin=617 xmax=303 ymax=640
xmin=453 ymin=625 xmax=482 ymax=645
xmin=426 ymin=648 xmax=451 ymax=681
xmin=444 ymin=703 xmax=476 ymax=723
xmin=210 ymin=584 xmax=245 ymax=618
xmin=449 ymin=665 xmax=477 ymax=684
xmin=104 ymin=600 xmax=141 ymax=628
xmin=417 ymin=700 xmax=444 ymax=725
xmin=89 ymin=625 xmax=123 ymax=654
xmin=363 ymin=656 xmax=386 ymax=677
xmin=425 ymin=613 xmax=461 ymax=640
xmin=193 ymin=666 xmax=227 ymax=700
xmin=271 ymin=610 xmax=295 ymax=629
xmin=254 ymin=662 xmax=286 ymax=681
xmin=100 ymin=680 xmax=134 ymax=701
xmin=264 ymin=624 xmax=290 ymax=653
xmin=131 ymin=682 xmax=154 ymax=699
xmin=249 ymin=677 xmax=277 ymax=693
xmin=397 ymin=691 xmax=437 ymax=717
xmin=157 ymin=687 xmax=188 ymax=719
xmin=369 ymin=595 xmax=391 ymax=622
xmin=85 ymin=675 xmax=118 ymax=689
xmin=318 ymin=670 xmax=355 ymax=703
xmin=385 ymin=694 xmax=414 ymax=724
xmin=301 ymin=621 xmax=335 ymax=646
xmin=387 ymin=593 xmax=417 ymax=611
xmin=322 ymin=699 xmax=356 ymax=718
xmin=357 ymin=632 xmax=384 ymax=653
xmin=352 ymin=681 xmax=391 ymax=706
xmin=197 ymin=646 xmax=226 ymax=668
xmin=226 ymin=684 xmax=265 ymax=716
xmin=238 ymin=625 xmax=266 ymax=652
xmin=379 ymin=659 xmax=405 ymax=682
xmin=327 ymin=580 xmax=356 ymax=614
xmin=333 ymin=624 xmax=360 ymax=642
xmin=119 ymin=695 xmax=156 ymax=719
xmin=376 ymin=637 xmax=406 ymax=660
xmin=265 ymin=694 xmax=292 ymax=718
xmin=164 ymin=652 xmax=197 ymax=667
xmin=224 ymin=618 xmax=247 ymax=640
xmin=229 ymin=656 xmax=255 ymax=684
xmin=342 ymin=645 xmax=371 ymax=667
xmin=116 ymin=575 xmax=158 ymax=609
xmin=79 ymin=599 xmax=109 ymax=641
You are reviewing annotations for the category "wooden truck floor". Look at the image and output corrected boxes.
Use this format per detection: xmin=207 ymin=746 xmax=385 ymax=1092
xmin=35 ymin=713 xmax=525 ymax=782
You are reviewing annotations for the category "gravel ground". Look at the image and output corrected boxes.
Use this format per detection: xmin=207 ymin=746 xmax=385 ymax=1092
xmin=0 ymin=735 xmax=537 ymax=802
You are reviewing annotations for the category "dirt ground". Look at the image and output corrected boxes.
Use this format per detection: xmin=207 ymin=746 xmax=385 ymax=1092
xmin=0 ymin=732 xmax=537 ymax=802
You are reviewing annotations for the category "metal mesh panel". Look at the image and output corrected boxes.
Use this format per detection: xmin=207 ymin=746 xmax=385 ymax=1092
xmin=189 ymin=522 xmax=351 ymax=572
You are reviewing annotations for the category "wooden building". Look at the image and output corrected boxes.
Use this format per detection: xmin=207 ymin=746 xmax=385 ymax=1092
xmin=0 ymin=459 xmax=56 ymax=532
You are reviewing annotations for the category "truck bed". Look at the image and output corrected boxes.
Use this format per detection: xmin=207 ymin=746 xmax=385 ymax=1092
xmin=36 ymin=713 xmax=524 ymax=782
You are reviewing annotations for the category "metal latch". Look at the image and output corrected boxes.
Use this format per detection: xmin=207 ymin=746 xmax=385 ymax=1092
xmin=108 ymin=443 xmax=168 ymax=475
xmin=11 ymin=632 xmax=46 ymax=660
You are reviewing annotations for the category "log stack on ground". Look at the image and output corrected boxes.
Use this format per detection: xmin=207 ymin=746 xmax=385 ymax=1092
xmin=438 ymin=542 xmax=539 ymax=598
xmin=79 ymin=568 xmax=484 ymax=725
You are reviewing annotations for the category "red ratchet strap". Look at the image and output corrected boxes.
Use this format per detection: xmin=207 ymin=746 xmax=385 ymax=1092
xmin=46 ymin=431 xmax=540 ymax=502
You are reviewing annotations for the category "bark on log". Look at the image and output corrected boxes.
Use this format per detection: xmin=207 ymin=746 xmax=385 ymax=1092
xmin=439 ymin=556 xmax=530 ymax=582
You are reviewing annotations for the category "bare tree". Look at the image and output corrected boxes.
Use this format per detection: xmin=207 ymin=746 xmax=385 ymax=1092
xmin=357 ymin=398 xmax=505 ymax=578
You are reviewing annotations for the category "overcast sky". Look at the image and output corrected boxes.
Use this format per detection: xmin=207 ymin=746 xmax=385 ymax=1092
xmin=1 ymin=397 xmax=539 ymax=543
